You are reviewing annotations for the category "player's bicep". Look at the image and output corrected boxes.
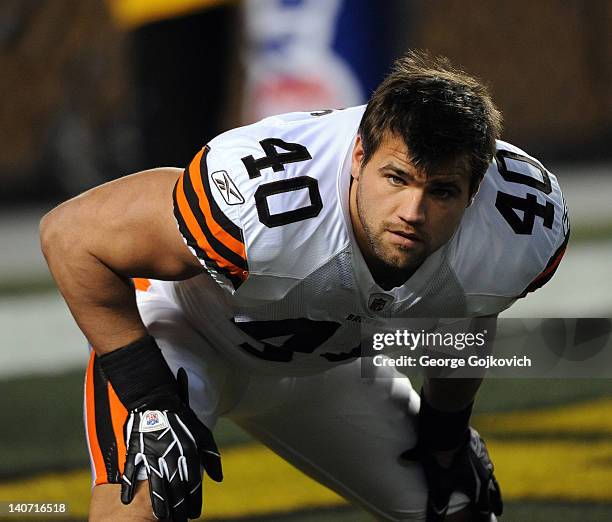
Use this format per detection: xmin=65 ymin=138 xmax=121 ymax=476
xmin=43 ymin=167 xmax=203 ymax=280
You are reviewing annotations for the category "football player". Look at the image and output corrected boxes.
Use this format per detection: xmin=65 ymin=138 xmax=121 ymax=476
xmin=41 ymin=51 xmax=568 ymax=521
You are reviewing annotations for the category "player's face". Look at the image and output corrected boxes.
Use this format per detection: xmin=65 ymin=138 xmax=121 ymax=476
xmin=349 ymin=133 xmax=472 ymax=285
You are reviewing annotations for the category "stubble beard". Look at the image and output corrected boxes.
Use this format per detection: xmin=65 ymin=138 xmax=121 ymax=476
xmin=355 ymin=183 xmax=425 ymax=278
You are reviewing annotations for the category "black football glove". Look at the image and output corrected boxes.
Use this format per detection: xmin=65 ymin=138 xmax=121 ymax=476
xmin=121 ymin=367 xmax=222 ymax=521
xmin=401 ymin=427 xmax=503 ymax=522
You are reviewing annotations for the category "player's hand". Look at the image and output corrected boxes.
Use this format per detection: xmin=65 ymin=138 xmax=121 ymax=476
xmin=121 ymin=368 xmax=222 ymax=521
xmin=401 ymin=427 xmax=503 ymax=521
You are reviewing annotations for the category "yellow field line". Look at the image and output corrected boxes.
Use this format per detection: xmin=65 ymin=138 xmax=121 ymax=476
xmin=0 ymin=445 xmax=346 ymax=519
xmin=475 ymin=397 xmax=612 ymax=434
xmin=487 ymin=439 xmax=612 ymax=501
xmin=2 ymin=398 xmax=612 ymax=518
xmin=1 ymin=438 xmax=611 ymax=519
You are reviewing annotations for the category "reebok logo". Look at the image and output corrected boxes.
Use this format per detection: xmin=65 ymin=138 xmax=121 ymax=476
xmin=212 ymin=170 xmax=245 ymax=205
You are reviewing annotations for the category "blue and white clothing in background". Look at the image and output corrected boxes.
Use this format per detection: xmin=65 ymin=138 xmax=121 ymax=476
xmin=241 ymin=0 xmax=397 ymax=122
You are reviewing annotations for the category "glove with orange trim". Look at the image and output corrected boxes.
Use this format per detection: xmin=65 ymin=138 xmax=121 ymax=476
xmin=99 ymin=336 xmax=222 ymax=521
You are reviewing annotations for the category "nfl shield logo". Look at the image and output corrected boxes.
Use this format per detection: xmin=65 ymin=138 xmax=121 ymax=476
xmin=368 ymin=293 xmax=394 ymax=312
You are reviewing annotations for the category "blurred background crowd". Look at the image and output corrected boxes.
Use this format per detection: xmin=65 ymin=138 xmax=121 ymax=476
xmin=1 ymin=0 xmax=611 ymax=203
xmin=0 ymin=1 xmax=611 ymax=520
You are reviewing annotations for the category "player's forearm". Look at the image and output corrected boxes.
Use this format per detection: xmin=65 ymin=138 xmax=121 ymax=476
xmin=41 ymin=214 xmax=147 ymax=354
xmin=423 ymin=317 xmax=496 ymax=410
xmin=419 ymin=378 xmax=482 ymax=464
xmin=422 ymin=377 xmax=482 ymax=411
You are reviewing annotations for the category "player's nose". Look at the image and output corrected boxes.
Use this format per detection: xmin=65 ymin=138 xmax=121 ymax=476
xmin=397 ymin=188 xmax=426 ymax=225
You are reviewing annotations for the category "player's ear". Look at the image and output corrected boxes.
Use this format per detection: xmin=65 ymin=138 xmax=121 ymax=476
xmin=351 ymin=135 xmax=365 ymax=180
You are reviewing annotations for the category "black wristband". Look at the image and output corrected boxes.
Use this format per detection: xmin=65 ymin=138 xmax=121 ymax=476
xmin=418 ymin=390 xmax=473 ymax=451
xmin=98 ymin=335 xmax=178 ymax=410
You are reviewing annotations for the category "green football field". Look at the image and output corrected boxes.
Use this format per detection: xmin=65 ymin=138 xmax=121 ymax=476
xmin=0 ymin=370 xmax=611 ymax=521
xmin=1 ymin=218 xmax=610 ymax=521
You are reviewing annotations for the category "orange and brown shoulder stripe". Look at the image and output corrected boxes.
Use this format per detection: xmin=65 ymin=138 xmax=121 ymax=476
xmin=173 ymin=146 xmax=248 ymax=289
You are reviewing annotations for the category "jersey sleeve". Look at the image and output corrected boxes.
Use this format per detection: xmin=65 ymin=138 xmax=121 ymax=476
xmin=451 ymin=140 xmax=570 ymax=315
xmin=172 ymin=107 xmax=361 ymax=301
xmin=173 ymin=144 xmax=250 ymax=292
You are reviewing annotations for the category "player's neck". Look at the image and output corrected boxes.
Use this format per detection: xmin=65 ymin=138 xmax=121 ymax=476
xmin=367 ymin=258 xmax=416 ymax=290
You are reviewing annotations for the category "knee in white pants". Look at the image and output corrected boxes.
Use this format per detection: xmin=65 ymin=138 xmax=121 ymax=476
xmin=376 ymin=490 xmax=471 ymax=521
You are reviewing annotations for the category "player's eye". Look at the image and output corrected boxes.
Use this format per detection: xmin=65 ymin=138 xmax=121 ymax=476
xmin=386 ymin=174 xmax=405 ymax=186
xmin=430 ymin=187 xmax=457 ymax=199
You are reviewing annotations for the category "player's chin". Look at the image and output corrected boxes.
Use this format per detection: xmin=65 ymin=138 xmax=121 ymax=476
xmin=383 ymin=249 xmax=424 ymax=272
xmin=391 ymin=240 xmax=425 ymax=257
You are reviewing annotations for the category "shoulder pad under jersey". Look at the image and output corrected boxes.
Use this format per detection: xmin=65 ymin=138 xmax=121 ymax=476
xmin=172 ymin=107 xmax=366 ymax=301
xmin=449 ymin=140 xmax=570 ymax=315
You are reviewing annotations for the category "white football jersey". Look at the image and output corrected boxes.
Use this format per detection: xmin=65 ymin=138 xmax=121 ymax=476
xmin=151 ymin=106 xmax=568 ymax=374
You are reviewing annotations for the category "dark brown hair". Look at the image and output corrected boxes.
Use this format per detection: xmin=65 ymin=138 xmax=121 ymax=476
xmin=359 ymin=50 xmax=503 ymax=195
